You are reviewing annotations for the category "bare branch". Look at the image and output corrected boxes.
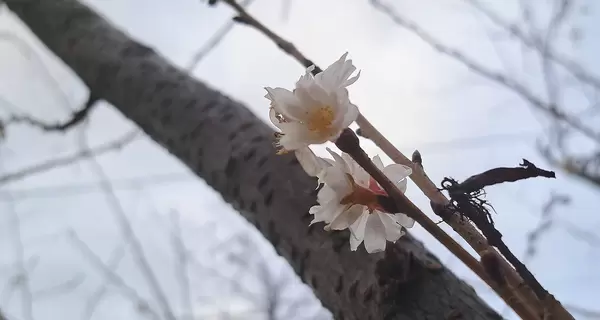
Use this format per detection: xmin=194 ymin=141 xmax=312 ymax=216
xmin=0 ymin=130 xmax=139 ymax=185
xmin=464 ymin=0 xmax=600 ymax=91
xmin=368 ymin=0 xmax=599 ymax=143
xmin=452 ymin=159 xmax=556 ymax=194
xmin=80 ymin=136 xmax=176 ymax=320
xmin=67 ymin=231 xmax=161 ymax=320
xmin=187 ymin=0 xmax=255 ymax=71
xmin=523 ymin=193 xmax=571 ymax=264
xmin=4 ymin=193 xmax=34 ymax=320
xmin=81 ymin=244 xmax=126 ymax=320
xmin=32 ymin=274 xmax=84 ymax=300
xmin=169 ymin=210 xmax=193 ymax=320
xmin=3 ymin=94 xmax=98 ymax=133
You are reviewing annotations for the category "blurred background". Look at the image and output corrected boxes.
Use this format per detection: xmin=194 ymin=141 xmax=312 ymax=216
xmin=0 ymin=0 xmax=599 ymax=319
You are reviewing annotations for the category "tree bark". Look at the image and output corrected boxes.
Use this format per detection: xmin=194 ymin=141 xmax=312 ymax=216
xmin=4 ymin=0 xmax=502 ymax=319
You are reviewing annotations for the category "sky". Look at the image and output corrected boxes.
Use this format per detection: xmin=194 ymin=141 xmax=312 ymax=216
xmin=0 ymin=0 xmax=599 ymax=319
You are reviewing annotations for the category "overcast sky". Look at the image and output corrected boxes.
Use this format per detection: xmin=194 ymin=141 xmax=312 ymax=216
xmin=1 ymin=0 xmax=599 ymax=319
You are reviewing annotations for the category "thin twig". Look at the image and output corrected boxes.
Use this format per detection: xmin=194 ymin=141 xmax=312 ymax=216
xmin=67 ymin=231 xmax=161 ymax=320
xmin=4 ymin=193 xmax=34 ymax=320
xmin=523 ymin=193 xmax=571 ymax=265
xmin=169 ymin=210 xmax=194 ymax=320
xmin=82 ymin=244 xmax=127 ymax=320
xmin=81 ymin=137 xmax=176 ymax=320
xmin=0 ymin=130 xmax=139 ymax=185
xmin=463 ymin=0 xmax=600 ymax=91
xmin=4 ymin=94 xmax=98 ymax=132
xmin=368 ymin=0 xmax=599 ymax=144
xmin=187 ymin=0 xmax=255 ymax=71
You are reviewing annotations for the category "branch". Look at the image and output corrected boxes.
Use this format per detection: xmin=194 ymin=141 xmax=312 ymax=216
xmin=3 ymin=94 xmax=98 ymax=133
xmin=335 ymin=129 xmax=539 ymax=320
xmin=186 ymin=0 xmax=255 ymax=71
xmin=4 ymin=193 xmax=34 ymax=320
xmin=81 ymin=133 xmax=176 ymax=320
xmin=67 ymin=231 xmax=161 ymax=320
xmin=451 ymin=159 xmax=556 ymax=194
xmin=0 ymin=129 xmax=138 ymax=185
xmin=368 ymin=0 xmax=600 ymax=143
xmin=464 ymin=0 xmax=600 ymax=91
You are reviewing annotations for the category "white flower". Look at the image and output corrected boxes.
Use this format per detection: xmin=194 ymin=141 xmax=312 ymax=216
xmin=266 ymin=53 xmax=360 ymax=154
xmin=309 ymin=148 xmax=414 ymax=253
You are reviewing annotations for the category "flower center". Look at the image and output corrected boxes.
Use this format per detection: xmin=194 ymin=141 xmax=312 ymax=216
xmin=340 ymin=175 xmax=389 ymax=213
xmin=306 ymin=105 xmax=334 ymax=135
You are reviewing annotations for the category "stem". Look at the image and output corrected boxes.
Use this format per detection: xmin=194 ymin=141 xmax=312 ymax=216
xmin=335 ymin=129 xmax=539 ymax=320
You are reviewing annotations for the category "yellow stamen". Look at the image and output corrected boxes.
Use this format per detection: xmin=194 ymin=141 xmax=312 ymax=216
xmin=306 ymin=105 xmax=334 ymax=136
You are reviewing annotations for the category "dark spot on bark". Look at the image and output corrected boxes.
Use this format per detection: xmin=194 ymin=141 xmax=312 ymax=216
xmin=139 ymin=61 xmax=158 ymax=74
xmin=250 ymin=135 xmax=263 ymax=143
xmin=349 ymin=281 xmax=358 ymax=299
xmin=267 ymin=221 xmax=279 ymax=245
xmin=363 ymin=285 xmax=374 ymax=303
xmin=290 ymin=246 xmax=298 ymax=261
xmin=257 ymin=156 xmax=268 ymax=168
xmin=203 ymin=100 xmax=217 ymax=112
xmin=220 ymin=112 xmax=234 ymax=122
xmin=299 ymin=250 xmax=310 ymax=275
xmin=122 ymin=76 xmax=133 ymax=88
xmin=160 ymin=112 xmax=172 ymax=124
xmin=231 ymin=185 xmax=240 ymax=199
xmin=210 ymin=171 xmax=219 ymax=185
xmin=244 ymin=149 xmax=256 ymax=161
xmin=264 ymin=190 xmax=274 ymax=206
xmin=239 ymin=122 xmax=253 ymax=133
xmin=225 ymin=158 xmax=237 ymax=178
xmin=336 ymin=311 xmax=345 ymax=320
xmin=154 ymin=80 xmax=168 ymax=92
xmin=184 ymin=99 xmax=196 ymax=110
xmin=258 ymin=174 xmax=270 ymax=190
xmin=228 ymin=131 xmax=237 ymax=141
xmin=249 ymin=201 xmax=257 ymax=212
xmin=160 ymin=98 xmax=173 ymax=109
xmin=121 ymin=43 xmax=154 ymax=57
xmin=311 ymin=275 xmax=319 ymax=290
xmin=335 ymin=276 xmax=343 ymax=293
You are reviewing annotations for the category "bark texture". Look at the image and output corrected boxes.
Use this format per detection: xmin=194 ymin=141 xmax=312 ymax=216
xmin=4 ymin=0 xmax=502 ymax=319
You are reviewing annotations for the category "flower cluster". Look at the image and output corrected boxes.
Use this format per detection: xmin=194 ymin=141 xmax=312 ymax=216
xmin=266 ymin=53 xmax=414 ymax=253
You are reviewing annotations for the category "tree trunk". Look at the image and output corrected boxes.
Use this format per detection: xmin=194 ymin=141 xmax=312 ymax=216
xmin=4 ymin=1 xmax=502 ymax=319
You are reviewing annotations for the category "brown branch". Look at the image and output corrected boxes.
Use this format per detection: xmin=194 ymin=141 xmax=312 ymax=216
xmin=454 ymin=159 xmax=556 ymax=194
xmin=335 ymin=129 xmax=540 ymax=320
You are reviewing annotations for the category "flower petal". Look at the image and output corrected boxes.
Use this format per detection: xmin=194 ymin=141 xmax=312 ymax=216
xmin=379 ymin=212 xmax=405 ymax=242
xmin=320 ymin=165 xmax=351 ymax=196
xmin=295 ymin=147 xmax=326 ymax=177
xmin=349 ymin=212 xmax=368 ymax=251
xmin=391 ymin=213 xmax=415 ymax=229
xmin=383 ymin=164 xmax=412 ymax=183
xmin=364 ymin=213 xmax=387 ymax=253
xmin=326 ymin=148 xmax=349 ymax=174
xmin=372 ymin=155 xmax=385 ymax=171
xmin=265 ymin=87 xmax=307 ymax=121
xmin=329 ymin=204 xmax=364 ymax=230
